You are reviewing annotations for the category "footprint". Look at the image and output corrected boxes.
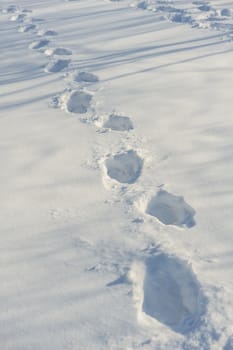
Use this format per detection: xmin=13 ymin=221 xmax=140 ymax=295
xmin=29 ymin=39 xmax=50 ymax=49
xmin=73 ymin=71 xmax=99 ymax=83
xmin=146 ymin=190 xmax=196 ymax=228
xmin=45 ymin=59 xmax=71 ymax=73
xmin=22 ymin=9 xmax=32 ymax=14
xmin=137 ymin=1 xmax=149 ymax=10
xmin=10 ymin=13 xmax=27 ymax=22
xmin=220 ymin=9 xmax=232 ymax=17
xmin=224 ymin=336 xmax=233 ymax=350
xmin=156 ymin=6 xmax=184 ymax=13
xmin=60 ymin=90 xmax=93 ymax=114
xmin=18 ymin=24 xmax=36 ymax=33
xmin=105 ymin=150 xmax=143 ymax=184
xmin=170 ymin=13 xmax=194 ymax=24
xmin=140 ymin=253 xmax=204 ymax=333
xmin=197 ymin=4 xmax=212 ymax=12
xmin=103 ymin=114 xmax=134 ymax=131
xmin=192 ymin=1 xmax=206 ymax=4
xmin=37 ymin=29 xmax=58 ymax=36
xmin=44 ymin=47 xmax=72 ymax=56
xmin=2 ymin=5 xmax=19 ymax=14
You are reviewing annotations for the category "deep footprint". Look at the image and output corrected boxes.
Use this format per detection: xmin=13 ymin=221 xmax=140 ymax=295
xmin=29 ymin=39 xmax=49 ymax=49
xmin=45 ymin=59 xmax=70 ymax=73
xmin=103 ymin=114 xmax=133 ymax=131
xmin=105 ymin=150 xmax=143 ymax=184
xmin=73 ymin=71 xmax=99 ymax=83
xmin=142 ymin=253 xmax=204 ymax=334
xmin=37 ymin=29 xmax=58 ymax=36
xmin=62 ymin=90 xmax=92 ymax=114
xmin=2 ymin=5 xmax=19 ymax=14
xmin=10 ymin=13 xmax=27 ymax=22
xmin=224 ymin=336 xmax=233 ymax=350
xmin=44 ymin=48 xmax=72 ymax=56
xmin=146 ymin=190 xmax=196 ymax=228
xmin=197 ymin=4 xmax=212 ymax=11
xmin=18 ymin=24 xmax=36 ymax=33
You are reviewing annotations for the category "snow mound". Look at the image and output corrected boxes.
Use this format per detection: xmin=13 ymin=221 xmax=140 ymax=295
xmin=103 ymin=114 xmax=134 ymax=131
xmin=61 ymin=90 xmax=93 ymax=114
xmin=105 ymin=150 xmax=143 ymax=184
xmin=29 ymin=39 xmax=49 ymax=49
xmin=44 ymin=47 xmax=72 ymax=56
xmin=73 ymin=71 xmax=99 ymax=83
xmin=45 ymin=59 xmax=70 ymax=73
xmin=146 ymin=190 xmax=196 ymax=228
xmin=141 ymin=254 xmax=204 ymax=334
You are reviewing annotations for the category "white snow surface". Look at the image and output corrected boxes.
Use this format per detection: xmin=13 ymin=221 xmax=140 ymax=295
xmin=1 ymin=0 xmax=233 ymax=349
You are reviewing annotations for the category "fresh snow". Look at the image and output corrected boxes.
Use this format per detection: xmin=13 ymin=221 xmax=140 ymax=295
xmin=1 ymin=0 xmax=233 ymax=349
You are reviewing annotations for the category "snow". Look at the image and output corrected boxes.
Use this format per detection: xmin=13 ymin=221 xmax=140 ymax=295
xmin=1 ymin=0 xmax=233 ymax=349
xmin=105 ymin=150 xmax=143 ymax=184
xmin=145 ymin=190 xmax=196 ymax=228
xmin=103 ymin=113 xmax=134 ymax=131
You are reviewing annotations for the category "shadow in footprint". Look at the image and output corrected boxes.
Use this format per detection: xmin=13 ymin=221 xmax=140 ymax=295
xmin=45 ymin=59 xmax=70 ymax=73
xmin=37 ymin=29 xmax=58 ymax=36
xmin=143 ymin=253 xmax=204 ymax=334
xmin=198 ymin=4 xmax=212 ymax=12
xmin=224 ymin=336 xmax=233 ymax=350
xmin=103 ymin=114 xmax=133 ymax=131
xmin=29 ymin=39 xmax=49 ymax=49
xmin=10 ymin=13 xmax=27 ymax=22
xmin=63 ymin=90 xmax=92 ymax=114
xmin=18 ymin=24 xmax=36 ymax=33
xmin=73 ymin=71 xmax=99 ymax=83
xmin=146 ymin=190 xmax=196 ymax=228
xmin=44 ymin=48 xmax=72 ymax=56
xmin=105 ymin=150 xmax=143 ymax=184
xmin=2 ymin=5 xmax=19 ymax=14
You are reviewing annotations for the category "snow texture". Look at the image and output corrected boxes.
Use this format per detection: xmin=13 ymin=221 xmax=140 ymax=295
xmin=1 ymin=0 xmax=233 ymax=349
